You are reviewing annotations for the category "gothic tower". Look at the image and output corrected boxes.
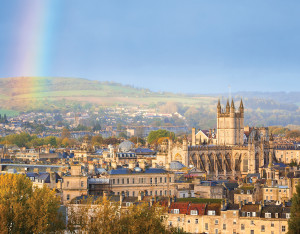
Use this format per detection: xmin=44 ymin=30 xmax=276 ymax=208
xmin=217 ymin=99 xmax=244 ymax=146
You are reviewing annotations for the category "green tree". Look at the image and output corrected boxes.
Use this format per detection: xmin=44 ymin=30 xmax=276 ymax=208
xmin=289 ymin=184 xmax=300 ymax=233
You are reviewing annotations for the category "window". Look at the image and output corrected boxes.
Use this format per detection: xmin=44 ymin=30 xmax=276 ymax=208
xmin=223 ymin=224 xmax=226 ymax=230
xmin=127 ymin=178 xmax=129 ymax=184
xmin=261 ymin=225 xmax=265 ymax=232
xmin=252 ymin=212 xmax=256 ymax=217
xmin=265 ymin=213 xmax=271 ymax=218
xmin=205 ymin=223 xmax=208 ymax=230
xmin=191 ymin=210 xmax=198 ymax=215
xmin=126 ymin=202 xmax=132 ymax=207
xmin=112 ymin=179 xmax=115 ymax=184
xmin=173 ymin=209 xmax=179 ymax=214
xmin=286 ymin=213 xmax=290 ymax=219
xmin=187 ymin=220 xmax=190 ymax=224
xmin=155 ymin=178 xmax=157 ymax=184
xmin=165 ymin=177 xmax=167 ymax=183
xmin=67 ymin=181 xmax=69 ymax=187
xmin=247 ymin=212 xmax=251 ymax=217
xmin=271 ymin=222 xmax=274 ymax=227
xmin=195 ymin=219 xmax=198 ymax=224
xmin=215 ymin=219 xmax=219 ymax=225
xmin=150 ymin=178 xmax=152 ymax=184
xmin=160 ymin=177 xmax=162 ymax=183
xmin=282 ymin=226 xmax=286 ymax=232
xmin=241 ymin=224 xmax=245 ymax=230
xmin=132 ymin=191 xmax=135 ymax=197
xmin=177 ymin=217 xmax=180 ymax=222
xmin=233 ymin=211 xmax=236 ymax=216
xmin=251 ymin=230 xmax=254 ymax=234
xmin=215 ymin=229 xmax=218 ymax=234
xmin=208 ymin=210 xmax=216 ymax=216
xmin=122 ymin=179 xmax=124 ymax=184
xmin=160 ymin=190 xmax=162 ymax=196
xmin=169 ymin=177 xmax=172 ymax=182
xmin=117 ymin=179 xmax=119 ymax=184
xmin=132 ymin=178 xmax=134 ymax=184
xmin=251 ymin=221 xmax=255 ymax=225
xmin=81 ymin=181 xmax=84 ymax=187
xmin=169 ymin=221 xmax=172 ymax=227
xmin=67 ymin=194 xmax=70 ymax=200
xmin=233 ymin=219 xmax=236 ymax=225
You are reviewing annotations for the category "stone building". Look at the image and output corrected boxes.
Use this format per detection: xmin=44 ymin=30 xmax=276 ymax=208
xmin=157 ymin=99 xmax=276 ymax=180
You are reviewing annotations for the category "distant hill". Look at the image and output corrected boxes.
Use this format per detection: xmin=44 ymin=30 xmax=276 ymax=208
xmin=0 ymin=77 xmax=216 ymax=111
xmin=0 ymin=77 xmax=299 ymax=128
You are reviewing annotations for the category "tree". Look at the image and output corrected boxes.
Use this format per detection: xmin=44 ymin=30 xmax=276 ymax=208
xmin=61 ymin=127 xmax=71 ymax=139
xmin=0 ymin=174 xmax=64 ymax=233
xmin=91 ymin=135 xmax=103 ymax=146
xmin=67 ymin=196 xmax=185 ymax=234
xmin=147 ymin=129 xmax=175 ymax=144
xmin=289 ymin=184 xmax=300 ymax=233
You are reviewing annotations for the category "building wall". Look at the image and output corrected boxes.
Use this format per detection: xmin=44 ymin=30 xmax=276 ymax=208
xmin=109 ymin=173 xmax=176 ymax=197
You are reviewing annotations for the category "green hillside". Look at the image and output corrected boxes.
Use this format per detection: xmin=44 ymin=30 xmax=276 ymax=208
xmin=0 ymin=77 xmax=216 ymax=111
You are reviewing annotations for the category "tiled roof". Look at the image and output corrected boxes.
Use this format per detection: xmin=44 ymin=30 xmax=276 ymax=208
xmin=169 ymin=202 xmax=189 ymax=214
xmin=108 ymin=167 xmax=167 ymax=175
xmin=188 ymin=203 xmax=206 ymax=215
xmin=205 ymin=203 xmax=221 ymax=215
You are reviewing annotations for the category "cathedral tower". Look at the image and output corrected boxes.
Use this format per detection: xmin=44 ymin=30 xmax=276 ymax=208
xmin=217 ymin=99 xmax=244 ymax=146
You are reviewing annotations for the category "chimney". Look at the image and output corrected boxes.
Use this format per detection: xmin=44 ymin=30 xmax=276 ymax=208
xmin=138 ymin=191 xmax=144 ymax=201
xmin=192 ymin=128 xmax=196 ymax=146
xmin=150 ymin=196 xmax=155 ymax=206
xmin=120 ymin=193 xmax=124 ymax=206
xmin=168 ymin=196 xmax=173 ymax=207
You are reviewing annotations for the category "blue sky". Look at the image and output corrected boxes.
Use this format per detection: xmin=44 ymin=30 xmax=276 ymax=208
xmin=1 ymin=0 xmax=300 ymax=93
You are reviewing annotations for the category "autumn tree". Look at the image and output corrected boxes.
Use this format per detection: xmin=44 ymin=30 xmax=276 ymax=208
xmin=147 ymin=129 xmax=175 ymax=145
xmin=61 ymin=127 xmax=71 ymax=139
xmin=0 ymin=174 xmax=64 ymax=233
xmin=67 ymin=196 xmax=185 ymax=234
xmin=288 ymin=184 xmax=300 ymax=233
xmin=91 ymin=135 xmax=103 ymax=146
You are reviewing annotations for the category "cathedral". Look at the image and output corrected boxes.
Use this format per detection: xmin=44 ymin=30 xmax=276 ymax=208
xmin=156 ymin=99 xmax=276 ymax=180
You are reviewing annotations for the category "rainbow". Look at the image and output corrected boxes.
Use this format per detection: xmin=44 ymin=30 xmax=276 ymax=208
xmin=13 ymin=0 xmax=62 ymax=78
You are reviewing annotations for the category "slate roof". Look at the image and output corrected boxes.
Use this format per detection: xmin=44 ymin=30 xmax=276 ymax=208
xmin=241 ymin=204 xmax=260 ymax=212
xmin=108 ymin=168 xmax=167 ymax=175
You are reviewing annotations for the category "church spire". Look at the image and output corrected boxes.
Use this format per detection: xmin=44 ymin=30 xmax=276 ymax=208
xmin=239 ymin=99 xmax=244 ymax=110
xmin=226 ymin=99 xmax=230 ymax=113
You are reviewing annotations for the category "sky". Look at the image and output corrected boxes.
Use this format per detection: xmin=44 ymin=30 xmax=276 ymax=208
xmin=0 ymin=0 xmax=300 ymax=94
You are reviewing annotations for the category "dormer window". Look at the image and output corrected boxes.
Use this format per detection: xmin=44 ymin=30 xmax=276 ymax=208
xmin=252 ymin=212 xmax=256 ymax=217
xmin=247 ymin=190 xmax=250 ymax=194
xmin=275 ymin=213 xmax=278 ymax=218
xmin=241 ymin=190 xmax=244 ymax=194
xmin=286 ymin=213 xmax=290 ymax=219
xmin=247 ymin=212 xmax=251 ymax=217
xmin=208 ymin=210 xmax=216 ymax=216
xmin=173 ymin=209 xmax=179 ymax=214
xmin=265 ymin=213 xmax=271 ymax=218
xmin=191 ymin=210 xmax=198 ymax=215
